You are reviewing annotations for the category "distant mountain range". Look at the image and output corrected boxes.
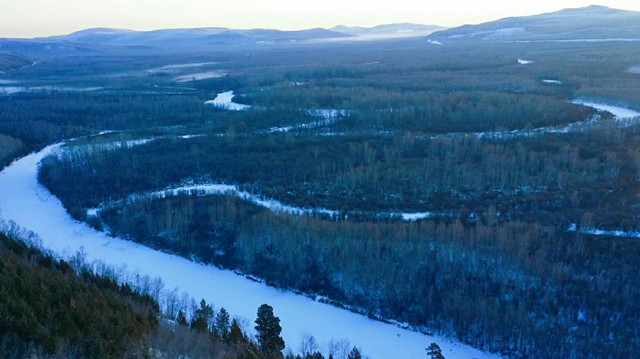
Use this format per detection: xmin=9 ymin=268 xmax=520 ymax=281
xmin=0 ymin=23 xmax=442 ymax=56
xmin=2 ymin=5 xmax=640 ymax=58
xmin=42 ymin=27 xmax=352 ymax=46
xmin=426 ymin=5 xmax=640 ymax=43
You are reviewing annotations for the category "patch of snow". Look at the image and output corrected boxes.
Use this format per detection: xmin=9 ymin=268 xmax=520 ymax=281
xmin=99 ymin=183 xmax=339 ymax=218
xmin=517 ymin=59 xmax=533 ymax=65
xmin=204 ymin=91 xmax=251 ymax=111
xmin=0 ymin=86 xmax=26 ymax=94
xmin=0 ymin=146 xmax=502 ymax=359
xmin=399 ymin=212 xmax=434 ymax=221
xmin=542 ymin=79 xmax=562 ymax=84
xmin=154 ymin=62 xmax=219 ymax=71
xmin=180 ymin=134 xmax=205 ymax=139
xmin=173 ymin=71 xmax=226 ymax=83
xmin=577 ymin=310 xmax=587 ymax=322
xmin=265 ymin=109 xmax=347 ymax=134
xmin=426 ymin=39 xmax=444 ymax=45
xmin=86 ymin=208 xmax=98 ymax=216
xmin=571 ymin=100 xmax=640 ymax=119
xmin=566 ymin=223 xmax=640 ymax=238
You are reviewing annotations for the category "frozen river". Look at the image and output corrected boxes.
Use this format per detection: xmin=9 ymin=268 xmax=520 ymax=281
xmin=0 ymin=144 xmax=500 ymax=359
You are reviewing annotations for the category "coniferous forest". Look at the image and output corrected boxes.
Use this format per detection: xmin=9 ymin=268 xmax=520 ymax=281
xmin=2 ymin=9 xmax=640 ymax=358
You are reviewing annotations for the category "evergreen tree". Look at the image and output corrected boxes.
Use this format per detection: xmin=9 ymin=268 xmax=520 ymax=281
xmin=255 ymin=304 xmax=285 ymax=359
xmin=190 ymin=299 xmax=214 ymax=332
xmin=426 ymin=342 xmax=445 ymax=359
xmin=215 ymin=307 xmax=231 ymax=341
xmin=346 ymin=347 xmax=362 ymax=359
xmin=176 ymin=310 xmax=188 ymax=327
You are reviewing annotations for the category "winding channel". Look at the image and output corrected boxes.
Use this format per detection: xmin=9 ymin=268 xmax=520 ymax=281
xmin=0 ymin=145 xmax=499 ymax=359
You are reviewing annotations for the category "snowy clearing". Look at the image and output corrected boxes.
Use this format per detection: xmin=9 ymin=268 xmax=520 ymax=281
xmin=517 ymin=59 xmax=533 ymax=65
xmin=204 ymin=90 xmax=251 ymax=110
xmin=542 ymin=79 xmax=562 ymax=84
xmin=0 ymin=146 xmax=500 ymax=359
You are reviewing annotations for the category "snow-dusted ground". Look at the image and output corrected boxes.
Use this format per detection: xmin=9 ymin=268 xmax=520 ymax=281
xmin=152 ymin=62 xmax=220 ymax=71
xmin=265 ymin=109 xmax=348 ymax=133
xmin=204 ymin=90 xmax=251 ymax=110
xmin=173 ymin=70 xmax=226 ymax=83
xmin=88 ymin=183 xmax=337 ymax=217
xmin=86 ymin=182 xmax=449 ymax=224
xmin=571 ymin=100 xmax=640 ymax=119
xmin=0 ymin=146 xmax=500 ymax=359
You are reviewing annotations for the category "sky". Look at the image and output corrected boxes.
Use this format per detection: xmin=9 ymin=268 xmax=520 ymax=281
xmin=1 ymin=0 xmax=639 ymax=38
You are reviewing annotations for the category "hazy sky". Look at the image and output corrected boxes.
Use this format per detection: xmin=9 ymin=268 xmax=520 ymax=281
xmin=1 ymin=0 xmax=639 ymax=38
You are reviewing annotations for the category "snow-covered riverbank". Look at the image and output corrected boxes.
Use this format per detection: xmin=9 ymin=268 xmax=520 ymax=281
xmin=0 ymin=145 xmax=500 ymax=359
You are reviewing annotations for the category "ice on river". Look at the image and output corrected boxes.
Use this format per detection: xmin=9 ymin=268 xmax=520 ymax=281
xmin=571 ymin=100 xmax=640 ymax=119
xmin=205 ymin=90 xmax=251 ymax=110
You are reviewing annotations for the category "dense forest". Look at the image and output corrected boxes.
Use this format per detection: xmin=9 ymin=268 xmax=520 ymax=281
xmin=0 ymin=230 xmax=158 ymax=358
xmin=2 ymin=33 xmax=640 ymax=359
xmin=0 ymin=230 xmax=374 ymax=359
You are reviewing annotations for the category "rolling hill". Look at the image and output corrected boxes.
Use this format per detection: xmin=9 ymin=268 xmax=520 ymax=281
xmin=426 ymin=5 xmax=640 ymax=43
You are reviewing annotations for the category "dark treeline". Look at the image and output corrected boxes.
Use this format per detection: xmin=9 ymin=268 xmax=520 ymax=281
xmin=40 ymin=127 xmax=640 ymax=230
xmin=244 ymin=86 xmax=592 ymax=132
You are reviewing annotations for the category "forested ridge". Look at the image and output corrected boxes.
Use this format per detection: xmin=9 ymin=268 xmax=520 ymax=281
xmin=0 ymin=230 xmax=373 ymax=359
xmin=0 ymin=230 xmax=158 ymax=357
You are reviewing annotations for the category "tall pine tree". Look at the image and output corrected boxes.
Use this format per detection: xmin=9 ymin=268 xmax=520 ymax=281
xmin=426 ymin=342 xmax=445 ymax=359
xmin=255 ymin=304 xmax=285 ymax=359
